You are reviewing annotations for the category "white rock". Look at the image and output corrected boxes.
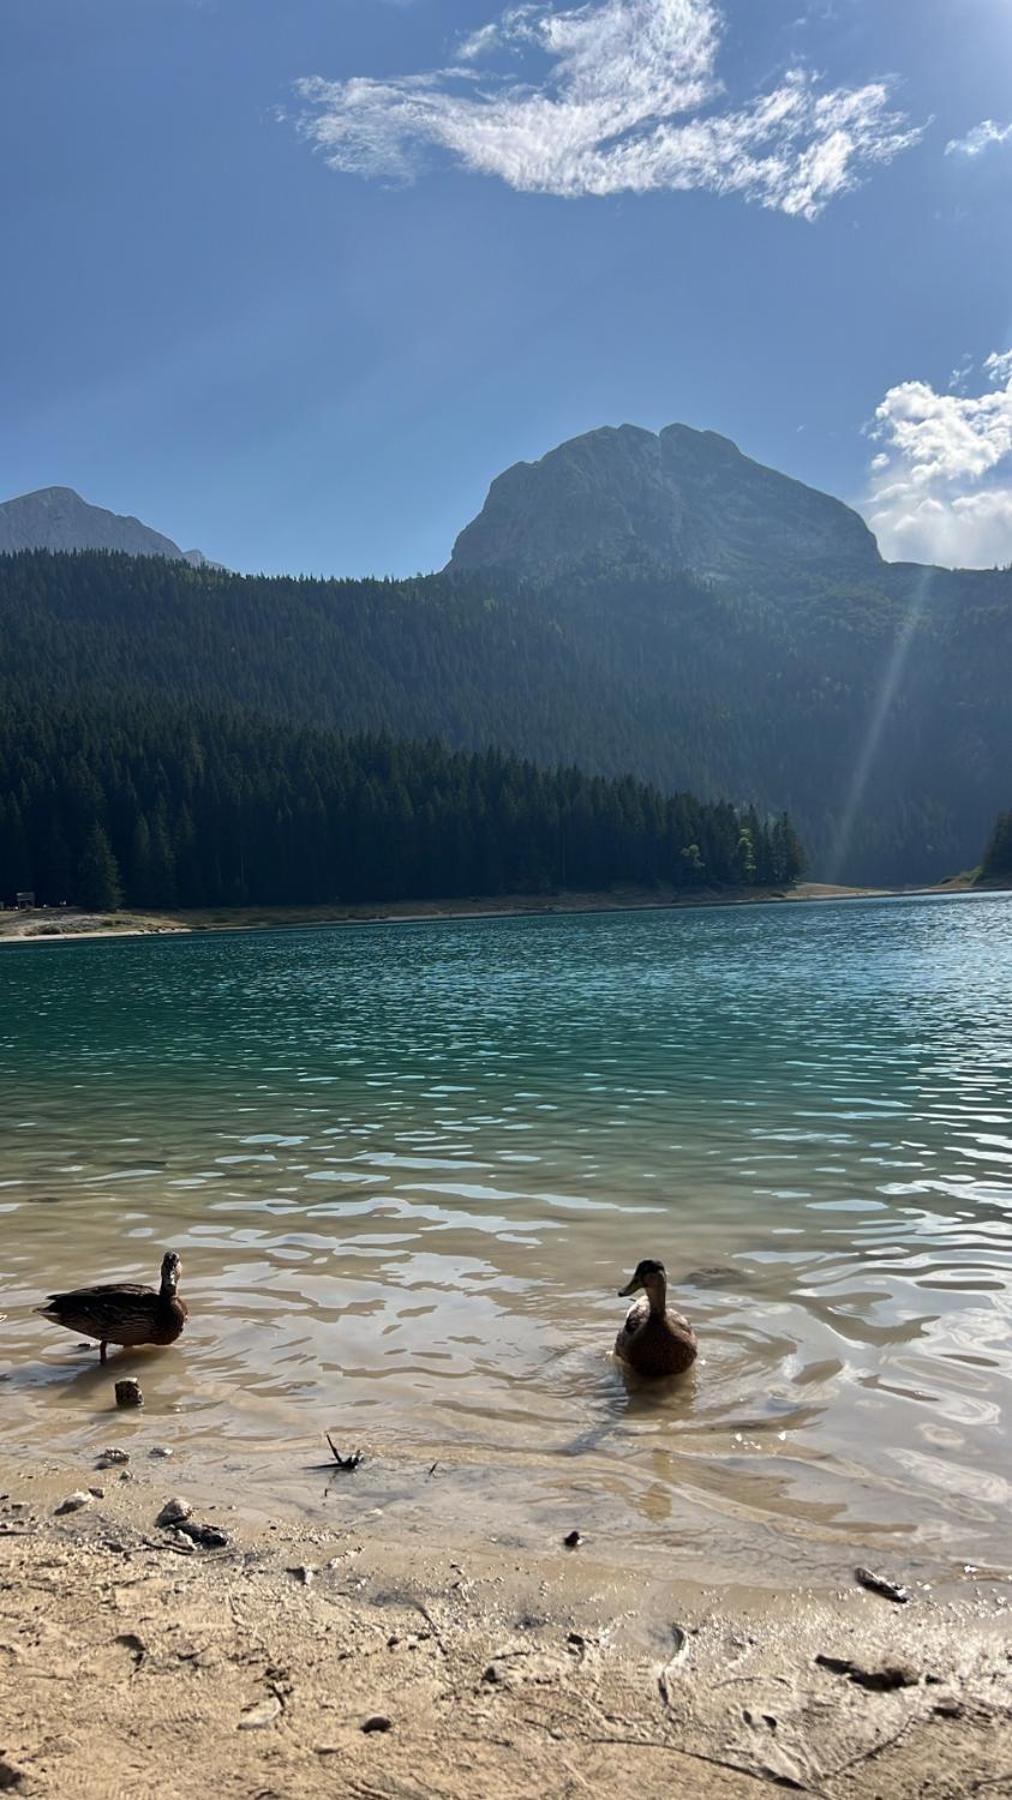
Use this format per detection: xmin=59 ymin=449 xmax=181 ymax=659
xmin=238 ymin=1696 xmax=281 ymax=1730
xmin=96 ymin=1448 xmax=130 ymax=1468
xmin=156 ymin=1496 xmax=192 ymax=1527
xmin=54 ymin=1492 xmax=91 ymax=1515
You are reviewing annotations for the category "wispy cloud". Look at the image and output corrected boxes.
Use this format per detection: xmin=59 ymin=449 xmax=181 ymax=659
xmin=865 ymin=354 xmax=1012 ymax=569
xmin=945 ymin=118 xmax=1012 ymax=158
xmin=295 ymin=0 xmax=921 ymax=217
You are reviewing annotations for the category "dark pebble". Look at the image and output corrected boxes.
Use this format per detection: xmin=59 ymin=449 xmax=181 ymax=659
xmin=178 ymin=1521 xmax=229 ymax=1550
xmin=361 ymin=1715 xmax=392 ymax=1734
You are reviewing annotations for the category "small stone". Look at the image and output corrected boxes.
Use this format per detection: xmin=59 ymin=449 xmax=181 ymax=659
xmin=238 ymin=1696 xmax=282 ymax=1730
xmin=361 ymin=1715 xmax=392 ymax=1734
xmin=563 ymin=1530 xmax=582 ymax=1549
xmin=89 ymin=1486 xmax=106 ymax=1499
xmin=156 ymin=1497 xmax=192 ymax=1527
xmin=149 ymin=1446 xmax=173 ymax=1459
xmin=119 ymin=1471 xmax=133 ymax=1483
xmin=96 ymin=1448 xmax=130 ymax=1468
xmin=288 ymin=1565 xmax=315 ymax=1585
xmin=115 ymin=1378 xmax=143 ymax=1410
xmin=54 ymin=1491 xmax=91 ymax=1516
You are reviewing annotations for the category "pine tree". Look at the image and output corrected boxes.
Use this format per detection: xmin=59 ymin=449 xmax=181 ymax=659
xmin=77 ymin=824 xmax=122 ymax=911
xmin=733 ymin=827 xmax=756 ymax=886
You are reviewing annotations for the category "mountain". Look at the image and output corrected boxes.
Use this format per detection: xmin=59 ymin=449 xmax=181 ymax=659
xmin=1 ymin=423 xmax=1010 ymax=888
xmin=450 ymin=422 xmax=881 ymax=582
xmin=0 ymin=486 xmax=210 ymax=567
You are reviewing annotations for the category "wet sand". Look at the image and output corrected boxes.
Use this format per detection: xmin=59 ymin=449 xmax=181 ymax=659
xmin=1 ymin=1458 xmax=1009 ymax=1799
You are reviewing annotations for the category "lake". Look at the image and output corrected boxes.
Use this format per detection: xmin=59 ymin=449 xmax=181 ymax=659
xmin=2 ymin=894 xmax=1011 ymax=1589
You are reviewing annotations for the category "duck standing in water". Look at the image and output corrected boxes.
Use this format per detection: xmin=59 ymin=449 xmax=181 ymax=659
xmin=614 ymin=1258 xmax=697 ymax=1378
xmin=37 ymin=1250 xmax=188 ymax=1364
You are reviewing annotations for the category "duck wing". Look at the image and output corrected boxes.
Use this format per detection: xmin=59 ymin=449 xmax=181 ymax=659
xmin=615 ymin=1296 xmax=650 ymax=1357
xmin=38 ymin=1282 xmax=155 ymax=1317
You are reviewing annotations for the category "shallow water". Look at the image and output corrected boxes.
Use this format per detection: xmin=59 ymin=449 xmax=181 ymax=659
xmin=2 ymin=895 xmax=1011 ymax=1586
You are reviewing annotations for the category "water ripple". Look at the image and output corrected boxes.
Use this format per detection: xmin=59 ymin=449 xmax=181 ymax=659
xmin=1 ymin=893 xmax=1011 ymax=1583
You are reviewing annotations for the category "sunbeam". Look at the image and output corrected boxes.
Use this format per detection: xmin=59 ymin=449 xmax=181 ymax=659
xmin=826 ymin=565 xmax=936 ymax=883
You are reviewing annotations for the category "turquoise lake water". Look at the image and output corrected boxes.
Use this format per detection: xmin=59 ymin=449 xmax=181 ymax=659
xmin=2 ymin=894 xmax=1011 ymax=1587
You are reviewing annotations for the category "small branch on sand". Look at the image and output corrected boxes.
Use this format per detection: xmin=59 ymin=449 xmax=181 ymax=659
xmin=541 ymin=1731 xmax=820 ymax=1793
xmin=325 ymin=1434 xmax=363 ymax=1472
xmin=827 ymin=1712 xmax=919 ymax=1780
xmin=411 ymin=1599 xmax=449 ymax=1659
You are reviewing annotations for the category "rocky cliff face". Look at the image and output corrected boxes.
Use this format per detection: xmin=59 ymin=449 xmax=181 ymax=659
xmin=450 ymin=422 xmax=881 ymax=582
xmin=0 ymin=486 xmax=208 ymax=565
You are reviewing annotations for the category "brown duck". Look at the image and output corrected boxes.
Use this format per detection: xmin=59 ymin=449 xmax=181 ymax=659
xmin=614 ymin=1258 xmax=697 ymax=1378
xmin=37 ymin=1251 xmax=188 ymax=1364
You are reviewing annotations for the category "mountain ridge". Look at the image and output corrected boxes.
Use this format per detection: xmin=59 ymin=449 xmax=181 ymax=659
xmin=2 ymin=422 xmax=1010 ymax=887
xmin=450 ymin=420 xmax=883 ymax=582
xmin=0 ymin=485 xmax=210 ymax=567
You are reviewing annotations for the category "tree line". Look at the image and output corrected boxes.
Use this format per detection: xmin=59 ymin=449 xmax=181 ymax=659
xmin=0 ymin=701 xmax=804 ymax=911
xmin=1 ymin=548 xmax=1010 ymax=886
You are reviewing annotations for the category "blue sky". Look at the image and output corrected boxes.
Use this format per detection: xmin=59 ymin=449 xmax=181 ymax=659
xmin=1 ymin=0 xmax=1011 ymax=575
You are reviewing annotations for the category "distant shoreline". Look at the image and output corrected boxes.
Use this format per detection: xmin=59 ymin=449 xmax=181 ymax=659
xmin=1 ymin=874 xmax=1001 ymax=946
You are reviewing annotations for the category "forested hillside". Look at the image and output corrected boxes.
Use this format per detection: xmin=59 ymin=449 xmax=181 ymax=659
xmin=2 ymin=545 xmax=1009 ymax=884
xmin=0 ymin=701 xmax=801 ymax=910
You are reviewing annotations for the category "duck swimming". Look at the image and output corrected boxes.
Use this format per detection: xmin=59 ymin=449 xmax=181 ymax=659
xmin=614 ymin=1258 xmax=697 ymax=1378
xmin=37 ymin=1250 xmax=188 ymax=1364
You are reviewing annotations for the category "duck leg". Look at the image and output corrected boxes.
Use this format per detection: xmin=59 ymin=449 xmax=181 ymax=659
xmin=99 ymin=1342 xmax=108 ymax=1365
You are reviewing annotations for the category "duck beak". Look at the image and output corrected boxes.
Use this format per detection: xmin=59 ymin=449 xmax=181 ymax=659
xmin=618 ymin=1276 xmax=642 ymax=1298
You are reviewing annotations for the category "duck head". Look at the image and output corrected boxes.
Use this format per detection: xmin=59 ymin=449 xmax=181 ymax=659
xmin=160 ymin=1251 xmax=181 ymax=1295
xmin=618 ymin=1258 xmax=667 ymax=1305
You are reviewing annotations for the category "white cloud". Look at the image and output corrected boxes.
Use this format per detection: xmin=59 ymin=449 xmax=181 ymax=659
xmin=945 ymin=118 xmax=1012 ymax=158
xmin=457 ymin=21 xmax=505 ymax=60
xmin=984 ymin=349 xmax=1012 ymax=385
xmin=865 ymin=354 xmax=1012 ymax=568
xmin=295 ymin=0 xmax=921 ymax=215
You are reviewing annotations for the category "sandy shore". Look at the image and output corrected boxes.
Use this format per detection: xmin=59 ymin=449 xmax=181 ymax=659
xmin=1 ymin=1460 xmax=1009 ymax=1798
xmin=0 ymin=879 xmax=967 ymax=947
xmin=0 ymin=907 xmax=188 ymax=943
